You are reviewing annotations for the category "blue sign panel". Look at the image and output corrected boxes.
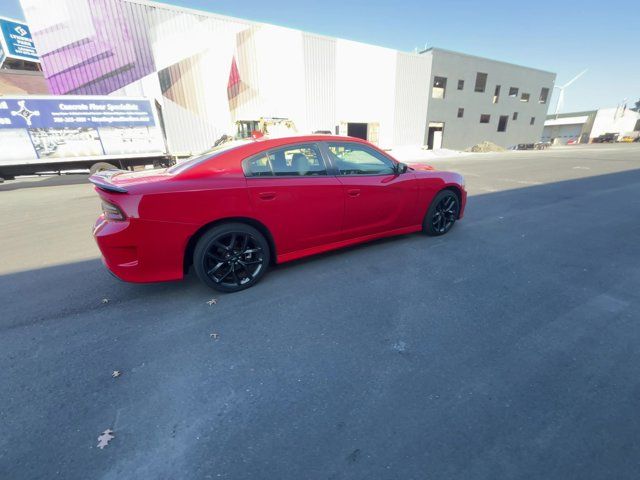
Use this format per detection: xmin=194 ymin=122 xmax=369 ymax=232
xmin=0 ymin=18 xmax=38 ymax=62
xmin=0 ymin=98 xmax=156 ymax=129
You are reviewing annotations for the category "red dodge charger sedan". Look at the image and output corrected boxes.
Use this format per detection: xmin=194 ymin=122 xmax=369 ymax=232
xmin=91 ymin=135 xmax=466 ymax=292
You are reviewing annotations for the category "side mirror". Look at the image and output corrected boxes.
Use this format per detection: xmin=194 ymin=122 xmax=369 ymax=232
xmin=395 ymin=162 xmax=409 ymax=174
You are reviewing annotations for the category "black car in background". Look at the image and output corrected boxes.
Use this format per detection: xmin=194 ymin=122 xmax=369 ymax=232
xmin=592 ymin=132 xmax=619 ymax=143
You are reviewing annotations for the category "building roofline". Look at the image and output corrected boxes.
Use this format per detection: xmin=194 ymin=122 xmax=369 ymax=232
xmin=125 ymin=0 xmax=256 ymax=26
xmin=545 ymin=110 xmax=597 ymax=119
xmin=420 ymin=47 xmax=556 ymax=76
xmin=125 ymin=0 xmax=407 ymax=52
xmin=123 ymin=0 xmax=554 ymax=70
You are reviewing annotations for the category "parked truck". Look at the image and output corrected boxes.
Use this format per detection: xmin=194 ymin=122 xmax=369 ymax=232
xmin=0 ymin=95 xmax=172 ymax=180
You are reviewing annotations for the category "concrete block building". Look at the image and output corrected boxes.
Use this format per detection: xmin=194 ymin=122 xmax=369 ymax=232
xmin=423 ymin=48 xmax=556 ymax=150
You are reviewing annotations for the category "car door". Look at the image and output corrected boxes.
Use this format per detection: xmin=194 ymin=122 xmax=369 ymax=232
xmin=244 ymin=142 xmax=344 ymax=256
xmin=323 ymin=141 xmax=418 ymax=239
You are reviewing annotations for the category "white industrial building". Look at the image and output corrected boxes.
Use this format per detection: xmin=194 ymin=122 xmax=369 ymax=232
xmin=21 ymin=0 xmax=556 ymax=155
xmin=542 ymin=107 xmax=640 ymax=144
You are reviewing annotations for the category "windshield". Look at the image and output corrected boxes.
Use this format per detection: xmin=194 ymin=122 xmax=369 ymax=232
xmin=168 ymin=140 xmax=250 ymax=174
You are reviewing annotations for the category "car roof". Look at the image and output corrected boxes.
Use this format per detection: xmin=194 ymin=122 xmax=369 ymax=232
xmin=250 ymin=134 xmax=368 ymax=148
xmin=171 ymin=135 xmax=375 ymax=176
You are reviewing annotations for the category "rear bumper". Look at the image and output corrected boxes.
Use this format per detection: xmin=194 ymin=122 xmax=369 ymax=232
xmin=93 ymin=215 xmax=191 ymax=283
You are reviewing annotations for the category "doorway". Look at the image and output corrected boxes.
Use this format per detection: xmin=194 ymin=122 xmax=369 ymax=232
xmin=427 ymin=122 xmax=444 ymax=149
xmin=347 ymin=122 xmax=368 ymax=140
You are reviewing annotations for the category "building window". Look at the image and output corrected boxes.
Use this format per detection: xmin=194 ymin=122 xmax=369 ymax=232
xmin=521 ymin=93 xmax=530 ymax=102
xmin=497 ymin=115 xmax=508 ymax=132
xmin=480 ymin=114 xmax=491 ymax=123
xmin=474 ymin=72 xmax=488 ymax=92
xmin=539 ymin=87 xmax=549 ymax=104
xmin=457 ymin=107 xmax=464 ymax=118
xmin=457 ymin=79 xmax=464 ymax=90
xmin=509 ymin=87 xmax=519 ymax=97
xmin=513 ymin=112 xmax=518 ymax=120
xmin=530 ymin=117 xmax=536 ymax=125
xmin=493 ymin=85 xmax=501 ymax=104
xmin=432 ymin=76 xmax=447 ymax=99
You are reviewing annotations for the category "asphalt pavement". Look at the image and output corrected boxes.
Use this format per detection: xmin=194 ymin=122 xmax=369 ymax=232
xmin=1 ymin=144 xmax=639 ymax=479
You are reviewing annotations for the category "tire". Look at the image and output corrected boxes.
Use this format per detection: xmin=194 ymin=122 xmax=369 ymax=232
xmin=193 ymin=223 xmax=270 ymax=292
xmin=89 ymin=162 xmax=117 ymax=175
xmin=423 ymin=190 xmax=460 ymax=236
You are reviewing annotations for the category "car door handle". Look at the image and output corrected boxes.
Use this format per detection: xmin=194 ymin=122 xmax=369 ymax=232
xmin=347 ymin=189 xmax=361 ymax=197
xmin=258 ymin=191 xmax=276 ymax=200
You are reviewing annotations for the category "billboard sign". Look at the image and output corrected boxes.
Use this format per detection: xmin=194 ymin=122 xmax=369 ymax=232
xmin=0 ymin=17 xmax=39 ymax=62
xmin=0 ymin=96 xmax=165 ymax=166
xmin=0 ymin=97 xmax=156 ymax=129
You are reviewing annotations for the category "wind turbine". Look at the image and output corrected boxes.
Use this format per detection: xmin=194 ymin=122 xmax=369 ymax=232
xmin=554 ymin=69 xmax=588 ymax=116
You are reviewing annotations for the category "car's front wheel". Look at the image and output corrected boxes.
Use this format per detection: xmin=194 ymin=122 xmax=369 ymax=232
xmin=423 ymin=190 xmax=460 ymax=236
xmin=193 ymin=223 xmax=270 ymax=292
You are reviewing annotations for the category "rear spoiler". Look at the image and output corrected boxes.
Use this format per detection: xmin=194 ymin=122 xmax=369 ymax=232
xmin=89 ymin=169 xmax=128 ymax=193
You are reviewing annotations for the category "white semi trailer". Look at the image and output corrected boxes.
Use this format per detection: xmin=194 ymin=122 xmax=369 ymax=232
xmin=0 ymin=95 xmax=171 ymax=180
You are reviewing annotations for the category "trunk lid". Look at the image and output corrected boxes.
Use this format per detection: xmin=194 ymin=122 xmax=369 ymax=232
xmin=89 ymin=168 xmax=170 ymax=193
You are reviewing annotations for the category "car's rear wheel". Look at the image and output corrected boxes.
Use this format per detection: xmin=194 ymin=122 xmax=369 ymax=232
xmin=423 ymin=190 xmax=459 ymax=236
xmin=193 ymin=223 xmax=270 ymax=292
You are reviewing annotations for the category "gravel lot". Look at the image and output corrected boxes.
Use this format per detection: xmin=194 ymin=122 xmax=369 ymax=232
xmin=1 ymin=144 xmax=639 ymax=479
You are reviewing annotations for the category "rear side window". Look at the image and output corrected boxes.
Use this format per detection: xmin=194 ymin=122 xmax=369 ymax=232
xmin=243 ymin=144 xmax=327 ymax=177
xmin=326 ymin=142 xmax=395 ymax=175
xmin=243 ymin=153 xmax=272 ymax=177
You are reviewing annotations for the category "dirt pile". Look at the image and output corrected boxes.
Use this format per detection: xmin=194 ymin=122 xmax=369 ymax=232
xmin=465 ymin=141 xmax=506 ymax=153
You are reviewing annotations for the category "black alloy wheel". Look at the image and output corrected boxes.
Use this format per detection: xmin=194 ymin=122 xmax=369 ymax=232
xmin=424 ymin=190 xmax=460 ymax=236
xmin=194 ymin=223 xmax=270 ymax=292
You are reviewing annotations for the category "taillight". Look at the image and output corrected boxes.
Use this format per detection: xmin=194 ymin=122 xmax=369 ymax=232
xmin=101 ymin=200 xmax=126 ymax=221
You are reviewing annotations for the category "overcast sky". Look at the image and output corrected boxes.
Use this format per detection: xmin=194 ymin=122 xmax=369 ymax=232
xmin=2 ymin=0 xmax=637 ymax=113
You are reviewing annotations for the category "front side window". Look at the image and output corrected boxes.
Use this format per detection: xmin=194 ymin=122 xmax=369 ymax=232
xmin=480 ymin=114 xmax=491 ymax=124
xmin=457 ymin=79 xmax=464 ymax=90
xmin=509 ymin=87 xmax=519 ymax=97
xmin=243 ymin=144 xmax=327 ymax=177
xmin=327 ymin=143 xmax=395 ymax=176
xmin=432 ymin=76 xmax=447 ymax=99
xmin=521 ymin=93 xmax=530 ymax=102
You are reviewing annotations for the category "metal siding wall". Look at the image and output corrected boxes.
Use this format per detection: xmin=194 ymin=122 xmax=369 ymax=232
xmin=393 ymin=52 xmax=431 ymax=146
xmin=253 ymin=26 xmax=306 ymax=122
xmin=590 ymin=108 xmax=640 ymax=138
xmin=335 ymin=40 xmax=397 ymax=148
xmin=232 ymin=25 xmax=262 ymax=122
xmin=302 ymin=34 xmax=336 ymax=133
